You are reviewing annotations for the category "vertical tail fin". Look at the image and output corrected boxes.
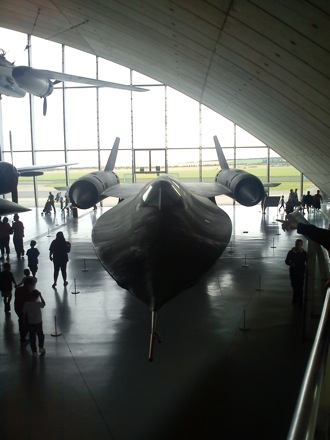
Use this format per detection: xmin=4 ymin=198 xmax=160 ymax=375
xmin=105 ymin=137 xmax=120 ymax=172
xmin=213 ymin=135 xmax=229 ymax=170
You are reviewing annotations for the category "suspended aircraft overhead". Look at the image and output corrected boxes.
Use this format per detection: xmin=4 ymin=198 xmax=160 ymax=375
xmin=0 ymin=50 xmax=148 ymax=115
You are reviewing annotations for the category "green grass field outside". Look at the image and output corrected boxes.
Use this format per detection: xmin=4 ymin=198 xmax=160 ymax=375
xmin=21 ymin=164 xmax=313 ymax=194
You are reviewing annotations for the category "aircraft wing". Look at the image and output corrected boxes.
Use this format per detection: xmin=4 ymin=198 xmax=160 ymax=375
xmin=0 ymin=198 xmax=30 ymax=215
xmin=54 ymin=186 xmax=69 ymax=191
xmin=101 ymin=183 xmax=146 ymax=199
xmin=101 ymin=181 xmax=231 ymax=201
xmin=32 ymin=69 xmax=149 ymax=92
xmin=17 ymin=163 xmax=76 ymax=176
xmin=184 ymin=182 xmax=231 ymax=198
xmin=263 ymin=183 xmax=280 ymax=188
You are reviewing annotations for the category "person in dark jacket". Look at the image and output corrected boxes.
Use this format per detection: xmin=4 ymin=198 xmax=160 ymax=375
xmin=313 ymin=190 xmax=323 ymax=211
xmin=285 ymin=239 xmax=307 ymax=305
xmin=0 ymin=262 xmax=17 ymax=313
xmin=49 ymin=231 xmax=71 ymax=288
xmin=12 ymin=214 xmax=25 ymax=258
xmin=26 ymin=240 xmax=40 ymax=277
xmin=0 ymin=217 xmax=13 ymax=259
xmin=14 ymin=277 xmax=35 ymax=343
xmin=303 ymin=191 xmax=313 ymax=213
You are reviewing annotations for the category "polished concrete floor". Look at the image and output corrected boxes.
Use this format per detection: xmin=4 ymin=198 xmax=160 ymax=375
xmin=0 ymin=201 xmax=328 ymax=440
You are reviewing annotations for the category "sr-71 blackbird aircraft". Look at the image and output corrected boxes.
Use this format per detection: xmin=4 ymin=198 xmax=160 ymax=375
xmin=0 ymin=50 xmax=148 ymax=115
xmin=69 ymin=136 xmax=265 ymax=360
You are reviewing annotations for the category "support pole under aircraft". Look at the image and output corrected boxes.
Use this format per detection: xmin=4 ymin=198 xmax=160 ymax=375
xmin=148 ymin=310 xmax=161 ymax=361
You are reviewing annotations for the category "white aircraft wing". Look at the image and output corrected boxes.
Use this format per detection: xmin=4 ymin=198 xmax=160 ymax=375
xmin=17 ymin=163 xmax=76 ymax=175
xmin=0 ymin=198 xmax=30 ymax=215
xmin=32 ymin=69 xmax=149 ymax=92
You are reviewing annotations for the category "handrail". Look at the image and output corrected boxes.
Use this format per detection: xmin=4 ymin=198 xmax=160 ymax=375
xmin=287 ymin=288 xmax=330 ymax=439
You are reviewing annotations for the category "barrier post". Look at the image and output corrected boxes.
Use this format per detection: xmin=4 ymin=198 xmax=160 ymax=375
xmin=239 ymin=310 xmax=250 ymax=331
xmin=256 ymin=274 xmax=263 ymax=291
xmin=71 ymin=278 xmax=80 ymax=295
xmin=51 ymin=316 xmax=62 ymax=337
xmin=228 ymin=241 xmax=234 ymax=254
xmin=242 ymin=254 xmax=249 ymax=267
xmin=82 ymin=259 xmax=88 ymax=272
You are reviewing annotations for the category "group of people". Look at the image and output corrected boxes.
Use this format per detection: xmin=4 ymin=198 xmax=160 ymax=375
xmin=279 ymin=189 xmax=323 ymax=217
xmin=0 ymin=229 xmax=71 ymax=357
xmin=0 ymin=214 xmax=25 ymax=259
xmin=43 ymin=192 xmax=71 ymax=215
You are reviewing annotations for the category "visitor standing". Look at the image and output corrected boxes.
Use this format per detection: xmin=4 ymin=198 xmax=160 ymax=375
xmin=12 ymin=214 xmax=25 ymax=258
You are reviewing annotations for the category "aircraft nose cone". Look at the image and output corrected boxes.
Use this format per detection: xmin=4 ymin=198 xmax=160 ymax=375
xmin=142 ymin=178 xmax=183 ymax=209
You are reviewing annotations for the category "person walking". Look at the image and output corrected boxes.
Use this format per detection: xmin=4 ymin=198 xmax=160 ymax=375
xmin=285 ymin=239 xmax=307 ymax=306
xmin=313 ymin=190 xmax=323 ymax=211
xmin=63 ymin=193 xmax=71 ymax=213
xmin=56 ymin=192 xmax=63 ymax=210
xmin=304 ymin=191 xmax=313 ymax=213
xmin=49 ymin=231 xmax=71 ymax=288
xmin=278 ymin=195 xmax=285 ymax=212
xmin=48 ymin=192 xmax=56 ymax=214
xmin=14 ymin=277 xmax=35 ymax=343
xmin=0 ymin=262 xmax=17 ymax=313
xmin=22 ymin=289 xmax=46 ymax=357
xmin=26 ymin=240 xmax=40 ymax=277
xmin=0 ymin=217 xmax=13 ymax=259
xmin=12 ymin=214 xmax=25 ymax=258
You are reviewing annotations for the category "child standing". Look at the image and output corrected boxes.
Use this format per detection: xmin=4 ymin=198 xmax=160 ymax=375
xmin=17 ymin=268 xmax=37 ymax=288
xmin=0 ymin=262 xmax=17 ymax=313
xmin=26 ymin=240 xmax=40 ymax=277
xmin=23 ymin=289 xmax=46 ymax=357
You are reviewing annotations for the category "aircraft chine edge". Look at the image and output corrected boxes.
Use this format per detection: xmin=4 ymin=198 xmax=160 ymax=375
xmin=0 ymin=198 xmax=30 ymax=215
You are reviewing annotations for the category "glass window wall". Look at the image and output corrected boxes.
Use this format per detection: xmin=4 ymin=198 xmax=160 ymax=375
xmin=0 ymin=27 xmax=312 ymax=209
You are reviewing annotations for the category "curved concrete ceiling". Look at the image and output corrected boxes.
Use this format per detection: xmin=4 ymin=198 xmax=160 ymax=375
xmin=0 ymin=1 xmax=329 ymax=194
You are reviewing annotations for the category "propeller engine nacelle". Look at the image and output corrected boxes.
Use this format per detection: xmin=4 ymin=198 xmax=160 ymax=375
xmin=215 ymin=169 xmax=264 ymax=206
xmin=12 ymin=66 xmax=54 ymax=98
xmin=0 ymin=162 xmax=19 ymax=202
xmin=69 ymin=171 xmax=120 ymax=209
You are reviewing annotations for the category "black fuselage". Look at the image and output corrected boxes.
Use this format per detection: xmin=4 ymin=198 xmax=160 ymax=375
xmin=92 ymin=176 xmax=232 ymax=311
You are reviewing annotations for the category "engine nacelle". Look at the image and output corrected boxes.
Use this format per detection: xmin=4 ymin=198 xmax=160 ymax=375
xmin=69 ymin=171 xmax=120 ymax=209
xmin=215 ymin=169 xmax=264 ymax=206
xmin=12 ymin=66 xmax=54 ymax=98
xmin=0 ymin=162 xmax=19 ymax=195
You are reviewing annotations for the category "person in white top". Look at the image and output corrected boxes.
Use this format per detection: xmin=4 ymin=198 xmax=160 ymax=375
xmin=23 ymin=289 xmax=46 ymax=357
